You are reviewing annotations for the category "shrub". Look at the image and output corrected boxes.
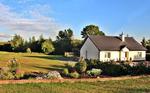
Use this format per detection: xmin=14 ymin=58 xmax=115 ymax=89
xmin=87 ymin=68 xmax=102 ymax=77
xmin=65 ymin=63 xmax=76 ymax=73
xmin=85 ymin=59 xmax=100 ymax=70
xmin=14 ymin=69 xmax=24 ymax=79
xmin=128 ymin=63 xmax=150 ymax=75
xmin=46 ymin=71 xmax=62 ymax=79
xmin=63 ymin=68 xmax=69 ymax=76
xmin=26 ymin=48 xmax=32 ymax=53
xmin=97 ymin=62 xmax=127 ymax=76
xmin=69 ymin=72 xmax=80 ymax=78
xmin=146 ymin=54 xmax=150 ymax=61
xmin=0 ymin=67 xmax=14 ymax=80
xmin=8 ymin=58 xmax=20 ymax=72
xmin=74 ymin=58 xmax=87 ymax=74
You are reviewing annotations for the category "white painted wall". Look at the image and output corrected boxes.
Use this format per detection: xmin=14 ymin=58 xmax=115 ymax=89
xmin=129 ymin=51 xmax=146 ymax=61
xmin=80 ymin=38 xmax=99 ymax=60
xmin=100 ymin=51 xmax=120 ymax=62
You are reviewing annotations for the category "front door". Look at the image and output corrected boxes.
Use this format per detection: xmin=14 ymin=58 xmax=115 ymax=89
xmin=125 ymin=52 xmax=129 ymax=61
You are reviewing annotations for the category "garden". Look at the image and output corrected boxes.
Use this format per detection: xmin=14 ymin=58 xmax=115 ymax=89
xmin=0 ymin=52 xmax=150 ymax=80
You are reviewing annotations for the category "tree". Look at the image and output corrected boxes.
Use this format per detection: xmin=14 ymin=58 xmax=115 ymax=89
xmin=56 ymin=28 xmax=73 ymax=40
xmin=81 ymin=24 xmax=105 ymax=38
xmin=54 ymin=28 xmax=74 ymax=54
xmin=42 ymin=39 xmax=55 ymax=54
xmin=10 ymin=34 xmax=24 ymax=52
xmin=141 ymin=37 xmax=147 ymax=47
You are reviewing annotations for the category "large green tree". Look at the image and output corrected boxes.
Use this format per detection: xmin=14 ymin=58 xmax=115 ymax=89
xmin=42 ymin=39 xmax=55 ymax=54
xmin=81 ymin=24 xmax=105 ymax=38
xmin=54 ymin=28 xmax=73 ymax=54
xmin=10 ymin=34 xmax=24 ymax=52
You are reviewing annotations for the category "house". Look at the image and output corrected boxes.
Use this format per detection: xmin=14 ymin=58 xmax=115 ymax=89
xmin=80 ymin=34 xmax=147 ymax=62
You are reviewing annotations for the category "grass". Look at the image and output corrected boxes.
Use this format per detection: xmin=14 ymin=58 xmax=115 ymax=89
xmin=0 ymin=77 xmax=149 ymax=93
xmin=0 ymin=51 xmax=75 ymax=72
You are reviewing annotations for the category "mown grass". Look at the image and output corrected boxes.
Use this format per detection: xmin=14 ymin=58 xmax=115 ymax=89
xmin=0 ymin=51 xmax=75 ymax=72
xmin=0 ymin=77 xmax=149 ymax=93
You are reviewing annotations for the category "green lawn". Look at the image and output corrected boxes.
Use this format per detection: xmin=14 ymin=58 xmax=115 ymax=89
xmin=0 ymin=77 xmax=149 ymax=93
xmin=0 ymin=51 xmax=75 ymax=72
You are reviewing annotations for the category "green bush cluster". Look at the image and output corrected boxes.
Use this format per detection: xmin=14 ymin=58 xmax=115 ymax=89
xmin=87 ymin=68 xmax=102 ymax=77
xmin=74 ymin=58 xmax=87 ymax=74
xmin=69 ymin=72 xmax=80 ymax=78
xmin=85 ymin=59 xmax=150 ymax=76
xmin=0 ymin=58 xmax=24 ymax=80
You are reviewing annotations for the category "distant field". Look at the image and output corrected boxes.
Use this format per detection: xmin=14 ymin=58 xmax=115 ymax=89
xmin=0 ymin=77 xmax=149 ymax=93
xmin=0 ymin=51 xmax=75 ymax=72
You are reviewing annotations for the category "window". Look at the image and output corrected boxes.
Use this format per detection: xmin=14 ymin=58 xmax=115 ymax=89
xmin=125 ymin=52 xmax=129 ymax=58
xmin=137 ymin=52 xmax=142 ymax=57
xmin=105 ymin=52 xmax=111 ymax=58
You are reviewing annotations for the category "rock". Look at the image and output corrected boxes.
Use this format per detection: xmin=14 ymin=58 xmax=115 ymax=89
xmin=46 ymin=71 xmax=63 ymax=79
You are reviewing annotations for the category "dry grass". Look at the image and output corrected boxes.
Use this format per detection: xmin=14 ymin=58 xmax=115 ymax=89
xmin=0 ymin=51 xmax=75 ymax=72
xmin=0 ymin=76 xmax=150 ymax=93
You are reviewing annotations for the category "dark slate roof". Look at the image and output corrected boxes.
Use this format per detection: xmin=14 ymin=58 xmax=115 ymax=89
xmin=88 ymin=35 xmax=147 ymax=51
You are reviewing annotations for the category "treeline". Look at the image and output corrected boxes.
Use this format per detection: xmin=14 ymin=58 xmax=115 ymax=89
xmin=141 ymin=38 xmax=150 ymax=53
xmin=0 ymin=24 xmax=105 ymax=55
xmin=0 ymin=29 xmax=83 ymax=55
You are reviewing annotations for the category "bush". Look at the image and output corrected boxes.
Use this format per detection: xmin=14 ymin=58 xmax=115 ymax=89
xmin=127 ymin=63 xmax=150 ymax=75
xmin=97 ymin=62 xmax=128 ymax=76
xmin=146 ymin=54 xmax=150 ymax=61
xmin=62 ymin=68 xmax=69 ymax=76
xmin=8 ymin=58 xmax=20 ymax=72
xmin=69 ymin=72 xmax=80 ymax=78
xmin=74 ymin=58 xmax=87 ymax=74
xmin=86 ymin=59 xmax=100 ymax=70
xmin=26 ymin=48 xmax=32 ymax=53
xmin=0 ymin=67 xmax=14 ymax=80
xmin=65 ymin=63 xmax=76 ymax=73
xmin=14 ymin=69 xmax=24 ymax=79
xmin=87 ymin=68 xmax=102 ymax=77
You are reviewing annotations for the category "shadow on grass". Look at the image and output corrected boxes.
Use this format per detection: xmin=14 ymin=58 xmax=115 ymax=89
xmin=32 ymin=65 xmax=66 ymax=71
xmin=24 ymin=55 xmax=75 ymax=62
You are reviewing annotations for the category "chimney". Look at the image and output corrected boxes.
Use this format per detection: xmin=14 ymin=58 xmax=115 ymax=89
xmin=120 ymin=32 xmax=125 ymax=42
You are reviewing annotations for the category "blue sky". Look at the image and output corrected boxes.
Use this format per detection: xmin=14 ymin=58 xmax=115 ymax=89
xmin=0 ymin=0 xmax=150 ymax=41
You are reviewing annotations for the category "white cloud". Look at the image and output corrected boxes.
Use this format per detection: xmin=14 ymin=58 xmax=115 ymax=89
xmin=0 ymin=3 xmax=65 ymax=40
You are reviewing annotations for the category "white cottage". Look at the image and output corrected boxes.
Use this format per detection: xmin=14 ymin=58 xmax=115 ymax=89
xmin=80 ymin=34 xmax=147 ymax=62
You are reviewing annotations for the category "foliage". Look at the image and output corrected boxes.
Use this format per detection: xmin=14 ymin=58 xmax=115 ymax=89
xmin=62 ymin=68 xmax=69 ymax=76
xmin=146 ymin=54 xmax=150 ymax=61
xmin=95 ymin=62 xmax=128 ymax=76
xmin=0 ymin=67 xmax=15 ymax=80
xmin=87 ymin=68 xmax=102 ymax=77
xmin=126 ymin=63 xmax=150 ymax=75
xmin=10 ymin=34 xmax=24 ymax=52
xmin=15 ymin=69 xmax=24 ymax=79
xmin=141 ymin=37 xmax=147 ymax=47
xmin=26 ymin=48 xmax=32 ymax=53
xmin=85 ymin=59 xmax=100 ymax=70
xmin=42 ymin=39 xmax=55 ymax=54
xmin=56 ymin=28 xmax=73 ymax=40
xmin=81 ymin=24 xmax=105 ymax=38
xmin=8 ymin=58 xmax=20 ymax=72
xmin=69 ymin=71 xmax=80 ymax=78
xmin=74 ymin=58 xmax=87 ymax=74
xmin=54 ymin=28 xmax=73 ymax=54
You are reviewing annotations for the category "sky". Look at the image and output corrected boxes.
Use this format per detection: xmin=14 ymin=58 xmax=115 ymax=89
xmin=0 ymin=0 xmax=150 ymax=41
